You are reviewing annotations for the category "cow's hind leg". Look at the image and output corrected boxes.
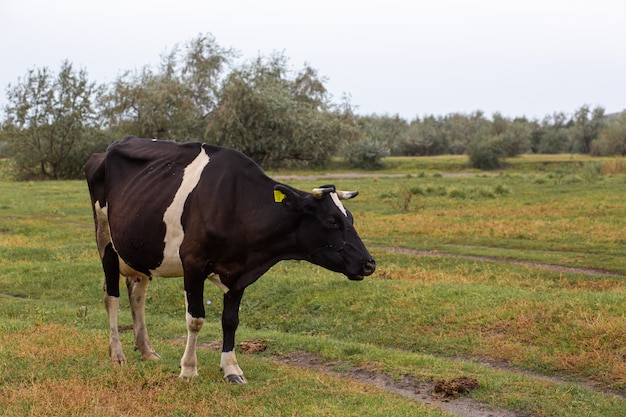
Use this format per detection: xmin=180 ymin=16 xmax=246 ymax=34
xmin=221 ymin=289 xmax=246 ymax=384
xmin=126 ymin=275 xmax=160 ymax=360
xmin=102 ymin=244 xmax=126 ymax=364
xmin=105 ymin=292 xmax=125 ymax=363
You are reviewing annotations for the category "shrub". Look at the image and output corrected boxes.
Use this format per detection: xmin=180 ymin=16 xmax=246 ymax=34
xmin=467 ymin=135 xmax=506 ymax=170
xmin=409 ymin=186 xmax=425 ymax=196
xmin=601 ymin=159 xmax=626 ymax=175
xmin=580 ymin=162 xmax=603 ymax=184
xmin=447 ymin=188 xmax=466 ymax=199
xmin=344 ymin=137 xmax=390 ymax=169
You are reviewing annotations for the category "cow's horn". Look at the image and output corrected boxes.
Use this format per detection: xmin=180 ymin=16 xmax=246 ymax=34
xmin=311 ymin=187 xmax=359 ymax=200
xmin=311 ymin=187 xmax=334 ymax=200
xmin=337 ymin=190 xmax=359 ymax=200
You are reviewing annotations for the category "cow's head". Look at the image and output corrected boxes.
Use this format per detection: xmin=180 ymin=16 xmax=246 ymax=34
xmin=274 ymin=184 xmax=376 ymax=280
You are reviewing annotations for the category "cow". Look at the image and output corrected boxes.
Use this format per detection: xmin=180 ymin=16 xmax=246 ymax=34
xmin=84 ymin=136 xmax=376 ymax=383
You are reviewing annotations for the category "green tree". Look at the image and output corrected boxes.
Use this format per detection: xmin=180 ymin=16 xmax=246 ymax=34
xmin=502 ymin=118 xmax=532 ymax=157
xmin=356 ymin=114 xmax=408 ymax=155
xmin=591 ymin=112 xmax=626 ymax=156
xmin=569 ymin=105 xmax=605 ymax=153
xmin=466 ymin=114 xmax=531 ymax=169
xmin=537 ymin=112 xmax=571 ymax=154
xmin=441 ymin=111 xmax=488 ymax=154
xmin=488 ymin=114 xmax=531 ymax=157
xmin=399 ymin=115 xmax=450 ymax=156
xmin=100 ymin=33 xmax=235 ymax=140
xmin=206 ymin=54 xmax=357 ymax=168
xmin=1 ymin=61 xmax=102 ymax=179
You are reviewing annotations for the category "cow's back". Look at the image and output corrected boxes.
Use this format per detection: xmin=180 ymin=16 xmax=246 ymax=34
xmin=86 ymin=136 xmax=276 ymax=277
xmin=97 ymin=138 xmax=210 ymax=275
xmin=103 ymin=137 xmax=204 ymax=198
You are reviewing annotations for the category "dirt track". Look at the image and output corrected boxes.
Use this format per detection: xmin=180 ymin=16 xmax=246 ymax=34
xmin=380 ymin=246 xmax=622 ymax=277
xmin=272 ymin=351 xmax=524 ymax=417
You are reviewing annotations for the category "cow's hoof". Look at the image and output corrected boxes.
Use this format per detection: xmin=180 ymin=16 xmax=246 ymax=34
xmin=179 ymin=366 xmax=199 ymax=380
xmin=141 ymin=352 xmax=161 ymax=361
xmin=109 ymin=344 xmax=127 ymax=364
xmin=109 ymin=352 xmax=127 ymax=365
xmin=110 ymin=352 xmax=127 ymax=364
xmin=225 ymin=374 xmax=247 ymax=384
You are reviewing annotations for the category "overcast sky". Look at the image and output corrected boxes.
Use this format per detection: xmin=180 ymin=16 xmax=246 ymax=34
xmin=1 ymin=0 xmax=625 ymax=121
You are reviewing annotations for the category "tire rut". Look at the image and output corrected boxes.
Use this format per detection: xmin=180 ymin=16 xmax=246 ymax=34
xmin=272 ymin=351 xmax=526 ymax=417
xmin=379 ymin=246 xmax=622 ymax=277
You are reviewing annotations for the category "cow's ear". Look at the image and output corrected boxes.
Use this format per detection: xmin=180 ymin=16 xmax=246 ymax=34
xmin=274 ymin=184 xmax=300 ymax=208
xmin=274 ymin=184 xmax=301 ymax=211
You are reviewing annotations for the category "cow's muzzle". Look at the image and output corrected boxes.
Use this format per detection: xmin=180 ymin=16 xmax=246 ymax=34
xmin=347 ymin=259 xmax=376 ymax=281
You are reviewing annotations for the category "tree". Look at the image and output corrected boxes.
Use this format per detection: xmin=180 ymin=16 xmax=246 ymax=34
xmin=537 ymin=112 xmax=571 ymax=154
xmin=206 ymin=54 xmax=358 ymax=168
xmin=441 ymin=111 xmax=489 ymax=154
xmin=398 ymin=115 xmax=450 ymax=156
xmin=501 ymin=118 xmax=532 ymax=157
xmin=466 ymin=113 xmax=531 ymax=169
xmin=1 ymin=61 xmax=102 ymax=179
xmin=100 ymin=33 xmax=235 ymax=140
xmin=591 ymin=112 xmax=626 ymax=156
xmin=487 ymin=113 xmax=531 ymax=158
xmin=569 ymin=105 xmax=605 ymax=153
xmin=356 ymin=114 xmax=408 ymax=155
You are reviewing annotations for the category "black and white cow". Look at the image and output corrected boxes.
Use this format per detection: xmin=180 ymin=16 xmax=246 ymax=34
xmin=84 ymin=136 xmax=375 ymax=383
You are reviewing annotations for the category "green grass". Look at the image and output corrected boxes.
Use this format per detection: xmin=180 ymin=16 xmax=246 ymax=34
xmin=1 ymin=156 xmax=626 ymax=416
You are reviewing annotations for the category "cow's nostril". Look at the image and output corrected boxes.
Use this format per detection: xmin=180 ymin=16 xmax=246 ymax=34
xmin=363 ymin=260 xmax=376 ymax=276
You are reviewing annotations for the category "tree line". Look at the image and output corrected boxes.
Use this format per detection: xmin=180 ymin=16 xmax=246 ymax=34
xmin=1 ymin=33 xmax=625 ymax=179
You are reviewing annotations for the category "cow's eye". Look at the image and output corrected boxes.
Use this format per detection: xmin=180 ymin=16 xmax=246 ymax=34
xmin=326 ymin=216 xmax=340 ymax=228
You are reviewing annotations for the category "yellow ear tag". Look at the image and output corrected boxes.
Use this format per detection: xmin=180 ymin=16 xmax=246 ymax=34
xmin=274 ymin=190 xmax=287 ymax=203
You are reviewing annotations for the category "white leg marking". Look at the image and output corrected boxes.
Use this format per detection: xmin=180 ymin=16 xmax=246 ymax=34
xmin=221 ymin=350 xmax=246 ymax=383
xmin=180 ymin=313 xmax=204 ymax=378
xmin=151 ymin=147 xmax=210 ymax=277
xmin=104 ymin=294 xmax=126 ymax=364
xmin=180 ymin=292 xmax=204 ymax=379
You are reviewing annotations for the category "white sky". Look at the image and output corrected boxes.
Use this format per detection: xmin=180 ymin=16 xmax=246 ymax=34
xmin=1 ymin=0 xmax=625 ymax=121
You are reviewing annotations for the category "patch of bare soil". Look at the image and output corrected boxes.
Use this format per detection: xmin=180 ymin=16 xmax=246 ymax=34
xmin=272 ymin=351 xmax=525 ymax=417
xmin=380 ymin=246 xmax=621 ymax=277
xmin=239 ymin=338 xmax=272 ymax=354
xmin=184 ymin=339 xmax=521 ymax=416
xmin=172 ymin=337 xmax=273 ymax=353
xmin=434 ymin=377 xmax=481 ymax=400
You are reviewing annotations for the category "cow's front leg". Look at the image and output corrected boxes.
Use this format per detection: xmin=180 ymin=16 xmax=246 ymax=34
xmin=180 ymin=276 xmax=206 ymax=379
xmin=221 ymin=289 xmax=246 ymax=384
xmin=126 ymin=275 xmax=160 ymax=360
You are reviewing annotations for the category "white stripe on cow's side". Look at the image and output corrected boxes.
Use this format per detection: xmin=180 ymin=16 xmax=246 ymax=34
xmin=330 ymin=192 xmax=348 ymax=217
xmin=150 ymin=147 xmax=210 ymax=277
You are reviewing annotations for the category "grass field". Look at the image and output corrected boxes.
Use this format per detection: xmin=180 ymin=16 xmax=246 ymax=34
xmin=0 ymin=155 xmax=625 ymax=416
